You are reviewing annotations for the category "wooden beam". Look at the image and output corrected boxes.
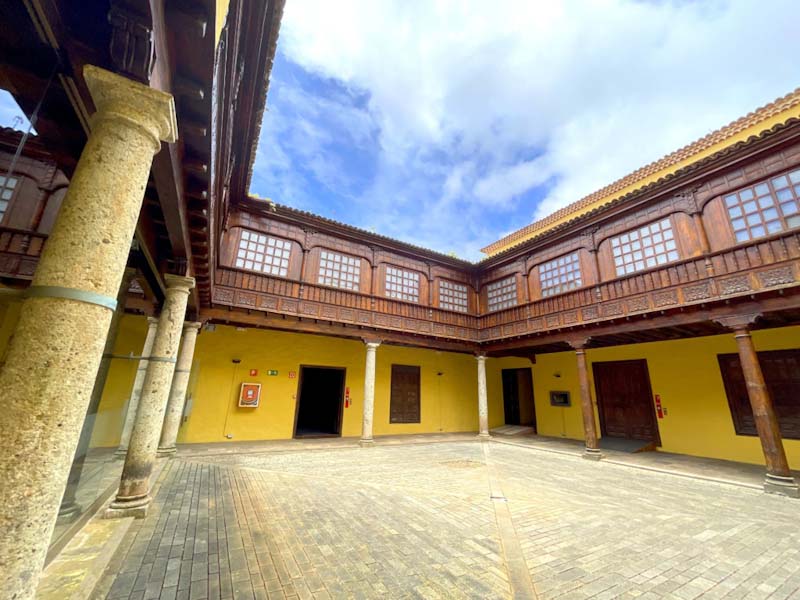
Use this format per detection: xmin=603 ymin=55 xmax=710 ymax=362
xmin=200 ymin=307 xmax=480 ymax=354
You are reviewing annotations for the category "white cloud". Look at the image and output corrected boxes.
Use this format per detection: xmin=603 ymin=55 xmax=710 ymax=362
xmin=269 ymin=0 xmax=800 ymax=258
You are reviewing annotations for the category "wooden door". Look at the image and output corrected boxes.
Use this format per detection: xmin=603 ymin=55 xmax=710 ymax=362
xmin=390 ymin=365 xmax=420 ymax=423
xmin=593 ymin=360 xmax=659 ymax=443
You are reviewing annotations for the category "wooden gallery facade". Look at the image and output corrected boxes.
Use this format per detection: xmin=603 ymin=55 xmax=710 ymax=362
xmin=1 ymin=0 xmax=800 ymax=594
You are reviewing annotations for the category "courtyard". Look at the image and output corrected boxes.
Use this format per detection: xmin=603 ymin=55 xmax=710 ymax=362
xmin=100 ymin=440 xmax=800 ymax=600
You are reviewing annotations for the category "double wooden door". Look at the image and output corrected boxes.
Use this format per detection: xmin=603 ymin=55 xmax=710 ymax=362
xmin=593 ymin=359 xmax=659 ymax=443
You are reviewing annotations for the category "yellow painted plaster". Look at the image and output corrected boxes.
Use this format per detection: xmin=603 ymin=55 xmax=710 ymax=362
xmin=89 ymin=315 xmax=147 ymax=447
xmin=525 ymin=326 xmax=800 ymax=469
xmin=179 ymin=324 xmax=484 ymax=443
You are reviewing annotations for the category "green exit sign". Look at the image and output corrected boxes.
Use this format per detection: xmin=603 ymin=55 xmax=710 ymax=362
xmin=267 ymin=370 xmax=278 ymax=376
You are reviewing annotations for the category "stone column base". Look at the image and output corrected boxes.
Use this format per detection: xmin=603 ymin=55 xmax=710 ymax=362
xmin=359 ymin=438 xmax=375 ymax=447
xmin=764 ymin=473 xmax=800 ymax=498
xmin=582 ymin=447 xmax=603 ymax=461
xmin=57 ymin=501 xmax=82 ymax=520
xmin=478 ymin=432 xmax=491 ymax=440
xmin=113 ymin=447 xmax=128 ymax=459
xmin=104 ymin=494 xmax=152 ymax=519
xmin=156 ymin=446 xmax=177 ymax=458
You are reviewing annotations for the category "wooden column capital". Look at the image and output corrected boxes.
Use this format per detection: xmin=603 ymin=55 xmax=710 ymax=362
xmin=565 ymin=336 xmax=591 ymax=351
xmin=713 ymin=312 xmax=762 ymax=332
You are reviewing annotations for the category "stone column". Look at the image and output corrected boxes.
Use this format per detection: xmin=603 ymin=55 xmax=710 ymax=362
xmin=476 ymin=354 xmax=490 ymax=438
xmin=116 ymin=316 xmax=159 ymax=457
xmin=360 ymin=340 xmax=381 ymax=446
xmin=107 ymin=275 xmax=194 ymax=517
xmin=59 ymin=268 xmax=136 ymax=518
xmin=157 ymin=321 xmax=201 ymax=456
xmin=0 ymin=66 xmax=176 ymax=599
xmin=569 ymin=338 xmax=602 ymax=460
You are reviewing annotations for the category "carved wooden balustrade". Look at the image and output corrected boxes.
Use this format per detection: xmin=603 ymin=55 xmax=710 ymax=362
xmin=211 ymin=228 xmax=800 ymax=346
xmin=0 ymin=226 xmax=47 ymax=279
xmin=480 ymin=229 xmax=800 ymax=342
xmin=213 ymin=267 xmax=479 ymax=342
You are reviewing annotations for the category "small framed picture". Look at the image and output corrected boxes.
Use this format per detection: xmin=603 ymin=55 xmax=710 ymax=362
xmin=550 ymin=391 xmax=571 ymax=407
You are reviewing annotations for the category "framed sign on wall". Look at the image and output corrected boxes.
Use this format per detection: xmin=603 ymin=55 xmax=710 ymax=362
xmin=239 ymin=382 xmax=262 ymax=407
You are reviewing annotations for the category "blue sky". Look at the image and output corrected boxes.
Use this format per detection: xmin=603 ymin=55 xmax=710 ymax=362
xmin=251 ymin=0 xmax=800 ymax=260
xmin=2 ymin=1 xmax=798 ymax=260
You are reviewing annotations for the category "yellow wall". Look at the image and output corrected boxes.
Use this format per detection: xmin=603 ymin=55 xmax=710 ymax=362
xmin=520 ymin=326 xmax=800 ymax=469
xmin=180 ymin=324 xmax=484 ymax=443
xmin=89 ymin=315 xmax=148 ymax=447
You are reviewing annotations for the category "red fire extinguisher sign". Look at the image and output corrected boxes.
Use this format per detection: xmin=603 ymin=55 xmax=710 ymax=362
xmin=345 ymin=386 xmax=351 ymax=408
xmin=655 ymin=394 xmax=664 ymax=419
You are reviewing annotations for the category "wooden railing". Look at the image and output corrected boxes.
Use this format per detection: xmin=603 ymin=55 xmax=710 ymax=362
xmin=212 ymin=230 xmax=800 ymax=343
xmin=0 ymin=226 xmax=47 ymax=279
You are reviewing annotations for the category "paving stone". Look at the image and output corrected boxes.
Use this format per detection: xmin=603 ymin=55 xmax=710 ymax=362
xmin=103 ymin=442 xmax=800 ymax=600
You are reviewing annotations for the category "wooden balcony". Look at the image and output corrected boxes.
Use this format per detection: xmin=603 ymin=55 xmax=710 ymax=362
xmin=211 ymin=229 xmax=800 ymax=346
xmin=480 ymin=229 xmax=800 ymax=342
xmin=213 ymin=267 xmax=480 ymax=342
xmin=0 ymin=226 xmax=46 ymax=280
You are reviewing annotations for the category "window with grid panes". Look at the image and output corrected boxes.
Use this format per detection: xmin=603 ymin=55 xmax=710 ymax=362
xmin=234 ymin=230 xmax=291 ymax=277
xmin=610 ymin=218 xmax=678 ymax=277
xmin=438 ymin=279 xmax=469 ymax=312
xmin=723 ymin=167 xmax=800 ymax=243
xmin=0 ymin=175 xmax=18 ymax=221
xmin=539 ymin=252 xmax=582 ymax=297
xmin=385 ymin=266 xmax=420 ymax=302
xmin=486 ymin=276 xmax=517 ymax=312
xmin=318 ymin=250 xmax=360 ymax=290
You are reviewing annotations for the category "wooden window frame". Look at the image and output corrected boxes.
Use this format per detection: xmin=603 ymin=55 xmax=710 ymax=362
xmin=318 ymin=249 xmax=360 ymax=291
xmin=234 ymin=229 xmax=292 ymax=277
xmin=538 ymin=251 xmax=582 ymax=297
xmin=0 ymin=174 xmax=19 ymax=224
xmin=718 ymin=349 xmax=800 ymax=440
xmin=438 ymin=279 xmax=469 ymax=313
xmin=385 ymin=266 xmax=420 ymax=303
xmin=390 ymin=364 xmax=421 ymax=424
xmin=486 ymin=275 xmax=517 ymax=312
xmin=723 ymin=167 xmax=800 ymax=243
xmin=610 ymin=218 xmax=678 ymax=277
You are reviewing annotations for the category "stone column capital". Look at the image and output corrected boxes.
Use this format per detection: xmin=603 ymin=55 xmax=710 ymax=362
xmin=163 ymin=274 xmax=196 ymax=295
xmin=84 ymin=65 xmax=177 ymax=148
xmin=183 ymin=321 xmax=202 ymax=332
xmin=475 ymin=354 xmax=487 ymax=363
xmin=363 ymin=338 xmax=381 ymax=349
xmin=146 ymin=316 xmax=159 ymax=326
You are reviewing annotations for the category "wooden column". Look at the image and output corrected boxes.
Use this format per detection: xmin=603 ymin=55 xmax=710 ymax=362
xmin=568 ymin=338 xmax=602 ymax=460
xmin=716 ymin=314 xmax=798 ymax=497
xmin=691 ymin=211 xmax=714 ymax=275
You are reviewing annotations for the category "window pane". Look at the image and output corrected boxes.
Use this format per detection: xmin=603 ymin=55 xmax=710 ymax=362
xmin=236 ymin=230 xmax=292 ymax=276
xmin=610 ymin=219 xmax=679 ymax=276
xmin=318 ymin=250 xmax=361 ymax=291
xmin=486 ymin=276 xmax=517 ymax=311
xmin=385 ymin=266 xmax=420 ymax=302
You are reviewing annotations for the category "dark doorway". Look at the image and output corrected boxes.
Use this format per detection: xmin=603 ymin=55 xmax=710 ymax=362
xmin=294 ymin=366 xmax=345 ymax=438
xmin=593 ymin=359 xmax=660 ymax=444
xmin=501 ymin=368 xmax=536 ymax=431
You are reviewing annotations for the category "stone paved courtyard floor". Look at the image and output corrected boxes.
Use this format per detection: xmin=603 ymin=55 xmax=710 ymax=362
xmin=103 ymin=441 xmax=800 ymax=599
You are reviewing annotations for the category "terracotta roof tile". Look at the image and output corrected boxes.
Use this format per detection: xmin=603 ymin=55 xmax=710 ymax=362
xmin=481 ymin=87 xmax=800 ymax=255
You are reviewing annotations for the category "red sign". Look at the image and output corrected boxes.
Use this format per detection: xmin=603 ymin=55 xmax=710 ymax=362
xmin=249 ymin=369 xmax=258 ymax=377
xmin=288 ymin=371 xmax=297 ymax=379
xmin=654 ymin=394 xmax=663 ymax=419
xmin=239 ymin=383 xmax=262 ymax=408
